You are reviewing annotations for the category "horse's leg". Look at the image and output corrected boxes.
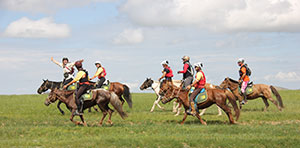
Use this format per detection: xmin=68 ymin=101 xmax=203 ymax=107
xmin=106 ymin=106 xmax=114 ymax=126
xmin=70 ymin=110 xmax=81 ymax=125
xmin=217 ymin=106 xmax=223 ymax=116
xmin=173 ymin=101 xmax=177 ymax=113
xmin=151 ymin=96 xmax=162 ymax=112
xmin=98 ymin=104 xmax=107 ymax=126
xmin=156 ymin=96 xmax=164 ymax=110
xmin=200 ymin=109 xmax=206 ymax=116
xmin=175 ymin=103 xmax=182 ymax=116
xmin=195 ymin=113 xmax=207 ymax=125
xmin=216 ymin=102 xmax=236 ymax=124
xmin=266 ymin=96 xmax=281 ymax=111
xmin=120 ymin=96 xmax=125 ymax=105
xmin=180 ymin=112 xmax=188 ymax=125
xmin=88 ymin=107 xmax=92 ymax=112
xmin=79 ymin=115 xmax=87 ymax=127
xmin=262 ymin=96 xmax=270 ymax=112
xmin=57 ymin=100 xmax=65 ymax=115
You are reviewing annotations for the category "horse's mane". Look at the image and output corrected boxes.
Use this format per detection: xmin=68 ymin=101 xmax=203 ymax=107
xmin=227 ymin=78 xmax=239 ymax=84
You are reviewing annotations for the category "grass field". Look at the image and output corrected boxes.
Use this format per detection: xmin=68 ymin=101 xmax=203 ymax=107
xmin=1 ymin=91 xmax=300 ymax=148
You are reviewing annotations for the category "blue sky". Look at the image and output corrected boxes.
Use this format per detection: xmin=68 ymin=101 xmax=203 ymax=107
xmin=0 ymin=0 xmax=300 ymax=94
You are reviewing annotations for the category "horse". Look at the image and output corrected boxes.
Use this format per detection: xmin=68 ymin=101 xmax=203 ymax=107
xmin=45 ymin=88 xmax=127 ymax=126
xmin=139 ymin=78 xmax=182 ymax=115
xmin=38 ymin=79 xmax=132 ymax=114
xmin=140 ymin=78 xmax=223 ymax=116
xmin=220 ymin=77 xmax=284 ymax=111
xmin=159 ymin=80 xmax=240 ymax=125
xmin=37 ymin=79 xmax=98 ymax=114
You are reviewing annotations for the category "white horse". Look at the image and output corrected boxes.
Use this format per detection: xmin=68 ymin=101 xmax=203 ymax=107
xmin=140 ymin=78 xmax=223 ymax=116
xmin=140 ymin=78 xmax=182 ymax=116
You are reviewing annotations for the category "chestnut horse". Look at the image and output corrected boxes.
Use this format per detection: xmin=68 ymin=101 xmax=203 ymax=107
xmin=159 ymin=80 xmax=240 ymax=125
xmin=45 ymin=88 xmax=127 ymax=126
xmin=220 ymin=77 xmax=284 ymax=111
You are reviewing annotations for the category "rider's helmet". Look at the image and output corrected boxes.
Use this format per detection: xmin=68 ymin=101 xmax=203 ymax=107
xmin=237 ymin=58 xmax=245 ymax=64
xmin=95 ymin=61 xmax=101 ymax=65
xmin=161 ymin=60 xmax=169 ymax=66
xmin=182 ymin=56 xmax=190 ymax=61
xmin=194 ymin=62 xmax=203 ymax=68
xmin=62 ymin=57 xmax=69 ymax=62
xmin=75 ymin=61 xmax=83 ymax=69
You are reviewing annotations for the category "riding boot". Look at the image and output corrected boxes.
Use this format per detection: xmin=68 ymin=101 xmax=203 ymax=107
xmin=241 ymin=93 xmax=248 ymax=105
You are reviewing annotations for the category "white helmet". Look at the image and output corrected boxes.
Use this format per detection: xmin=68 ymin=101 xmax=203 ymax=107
xmin=237 ymin=58 xmax=245 ymax=63
xmin=194 ymin=62 xmax=203 ymax=68
xmin=161 ymin=60 xmax=169 ymax=65
xmin=95 ymin=61 xmax=101 ymax=65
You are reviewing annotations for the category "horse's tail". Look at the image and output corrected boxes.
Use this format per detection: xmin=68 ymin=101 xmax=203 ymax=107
xmin=225 ymin=89 xmax=240 ymax=121
xmin=123 ymin=85 xmax=132 ymax=108
xmin=110 ymin=92 xmax=128 ymax=119
xmin=270 ymin=85 xmax=284 ymax=108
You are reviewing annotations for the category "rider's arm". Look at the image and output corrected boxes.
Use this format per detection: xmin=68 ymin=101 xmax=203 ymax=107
xmin=178 ymin=64 xmax=188 ymax=73
xmin=159 ymin=72 xmax=167 ymax=81
xmin=64 ymin=71 xmax=84 ymax=87
xmin=90 ymin=68 xmax=103 ymax=80
xmin=240 ymin=67 xmax=247 ymax=81
xmin=51 ymin=57 xmax=63 ymax=67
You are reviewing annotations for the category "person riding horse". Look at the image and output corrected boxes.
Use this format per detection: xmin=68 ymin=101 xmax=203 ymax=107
xmin=63 ymin=60 xmax=90 ymax=116
xmin=158 ymin=60 xmax=174 ymax=82
xmin=237 ymin=58 xmax=250 ymax=105
xmin=177 ymin=56 xmax=194 ymax=89
xmin=51 ymin=57 xmax=78 ymax=85
xmin=186 ymin=62 xmax=206 ymax=115
xmin=90 ymin=61 xmax=107 ymax=88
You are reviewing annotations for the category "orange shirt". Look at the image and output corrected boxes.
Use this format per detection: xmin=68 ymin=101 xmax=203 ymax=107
xmin=241 ymin=67 xmax=250 ymax=82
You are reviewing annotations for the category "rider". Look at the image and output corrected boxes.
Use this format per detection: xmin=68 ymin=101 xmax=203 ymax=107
xmin=51 ymin=57 xmax=76 ymax=85
xmin=63 ymin=60 xmax=90 ymax=115
xmin=158 ymin=60 xmax=174 ymax=82
xmin=238 ymin=58 xmax=250 ymax=104
xmin=90 ymin=61 xmax=107 ymax=88
xmin=178 ymin=56 xmax=194 ymax=89
xmin=186 ymin=62 xmax=206 ymax=115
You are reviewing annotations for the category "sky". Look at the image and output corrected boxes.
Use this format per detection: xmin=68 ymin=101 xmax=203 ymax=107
xmin=0 ymin=0 xmax=300 ymax=94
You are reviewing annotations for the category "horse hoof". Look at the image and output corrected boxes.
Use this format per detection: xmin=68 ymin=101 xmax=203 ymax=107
xmin=83 ymin=122 xmax=88 ymax=127
xmin=75 ymin=121 xmax=81 ymax=125
xmin=202 ymin=122 xmax=207 ymax=126
xmin=98 ymin=123 xmax=103 ymax=126
xmin=61 ymin=112 xmax=65 ymax=115
xmin=107 ymin=121 xmax=114 ymax=126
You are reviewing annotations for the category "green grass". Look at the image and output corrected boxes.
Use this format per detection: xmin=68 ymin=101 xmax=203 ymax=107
xmin=1 ymin=91 xmax=300 ymax=148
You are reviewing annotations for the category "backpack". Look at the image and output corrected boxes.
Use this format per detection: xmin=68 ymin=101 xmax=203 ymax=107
xmin=244 ymin=64 xmax=252 ymax=76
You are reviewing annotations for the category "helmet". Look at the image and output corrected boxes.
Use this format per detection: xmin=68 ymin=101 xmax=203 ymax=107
xmin=62 ymin=57 xmax=69 ymax=62
xmin=182 ymin=56 xmax=190 ymax=61
xmin=238 ymin=58 xmax=245 ymax=63
xmin=95 ymin=61 xmax=101 ymax=65
xmin=75 ymin=61 xmax=83 ymax=69
xmin=194 ymin=62 xmax=203 ymax=68
xmin=161 ymin=60 xmax=169 ymax=65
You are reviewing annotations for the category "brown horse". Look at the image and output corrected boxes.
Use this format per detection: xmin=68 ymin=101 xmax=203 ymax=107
xmin=220 ymin=77 xmax=284 ymax=111
xmin=45 ymin=88 xmax=127 ymax=126
xmin=108 ymin=82 xmax=132 ymax=108
xmin=159 ymin=81 xmax=240 ymax=125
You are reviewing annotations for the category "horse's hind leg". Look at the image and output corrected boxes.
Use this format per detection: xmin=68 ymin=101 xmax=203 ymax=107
xmin=57 ymin=100 xmax=65 ymax=115
xmin=79 ymin=115 xmax=87 ymax=127
xmin=200 ymin=109 xmax=206 ymax=116
xmin=175 ymin=102 xmax=182 ymax=116
xmin=264 ymin=92 xmax=281 ymax=111
xmin=106 ymin=105 xmax=114 ymax=126
xmin=216 ymin=101 xmax=235 ymax=124
xmin=262 ymin=97 xmax=270 ymax=112
xmin=195 ymin=113 xmax=207 ymax=125
xmin=98 ymin=104 xmax=108 ymax=126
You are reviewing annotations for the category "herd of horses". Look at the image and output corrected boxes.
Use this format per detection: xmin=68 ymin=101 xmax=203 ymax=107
xmin=37 ymin=77 xmax=284 ymax=126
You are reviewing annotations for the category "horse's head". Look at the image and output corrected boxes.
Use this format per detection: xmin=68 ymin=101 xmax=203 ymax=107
xmin=37 ymin=79 xmax=49 ymax=94
xmin=159 ymin=80 xmax=177 ymax=104
xmin=44 ymin=89 xmax=59 ymax=106
xmin=140 ymin=78 xmax=153 ymax=90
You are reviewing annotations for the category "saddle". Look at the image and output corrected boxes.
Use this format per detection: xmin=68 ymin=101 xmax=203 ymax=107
xmin=190 ymin=88 xmax=208 ymax=104
xmin=238 ymin=82 xmax=254 ymax=95
xmin=101 ymin=80 xmax=110 ymax=91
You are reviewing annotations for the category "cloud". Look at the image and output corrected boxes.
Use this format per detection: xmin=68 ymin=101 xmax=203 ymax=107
xmin=120 ymin=0 xmax=300 ymax=32
xmin=4 ymin=17 xmax=70 ymax=38
xmin=0 ymin=0 xmax=117 ymax=13
xmin=113 ymin=28 xmax=144 ymax=45
xmin=264 ymin=72 xmax=300 ymax=82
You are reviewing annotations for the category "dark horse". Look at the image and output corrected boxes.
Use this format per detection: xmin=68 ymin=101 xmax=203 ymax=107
xmin=45 ymin=88 xmax=127 ymax=126
xmin=38 ymin=80 xmax=132 ymax=114
xmin=220 ymin=77 xmax=284 ymax=111
xmin=159 ymin=80 xmax=240 ymax=125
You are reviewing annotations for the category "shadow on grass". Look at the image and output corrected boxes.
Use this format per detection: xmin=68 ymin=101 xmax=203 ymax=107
xmin=241 ymin=108 xmax=264 ymax=112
